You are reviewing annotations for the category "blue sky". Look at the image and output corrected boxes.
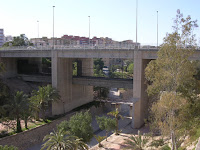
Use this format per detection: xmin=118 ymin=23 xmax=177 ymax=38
xmin=0 ymin=0 xmax=200 ymax=45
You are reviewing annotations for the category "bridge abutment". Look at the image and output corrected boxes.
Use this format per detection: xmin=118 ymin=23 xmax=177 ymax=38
xmin=132 ymin=51 xmax=150 ymax=128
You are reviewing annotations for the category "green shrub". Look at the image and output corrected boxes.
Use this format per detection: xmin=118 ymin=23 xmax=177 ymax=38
xmin=68 ymin=111 xmax=93 ymax=143
xmin=150 ymin=139 xmax=165 ymax=148
xmin=124 ymin=130 xmax=149 ymax=150
xmin=96 ymin=116 xmax=116 ymax=140
xmin=56 ymin=120 xmax=69 ymax=131
xmin=161 ymin=144 xmax=171 ymax=150
xmin=0 ymin=145 xmax=18 ymax=150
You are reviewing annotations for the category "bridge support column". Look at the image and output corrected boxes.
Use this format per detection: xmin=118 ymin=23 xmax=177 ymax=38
xmin=51 ymin=51 xmax=73 ymax=115
xmin=132 ymin=51 xmax=149 ymax=128
xmin=0 ymin=57 xmax=17 ymax=78
xmin=72 ymin=58 xmax=93 ymax=106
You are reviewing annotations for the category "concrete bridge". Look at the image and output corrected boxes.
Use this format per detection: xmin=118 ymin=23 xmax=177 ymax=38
xmin=1 ymin=46 xmax=200 ymax=128
xmin=19 ymin=75 xmax=133 ymax=89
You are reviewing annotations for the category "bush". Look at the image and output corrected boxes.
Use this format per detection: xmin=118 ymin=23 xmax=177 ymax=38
xmin=56 ymin=120 xmax=69 ymax=131
xmin=68 ymin=111 xmax=93 ymax=143
xmin=0 ymin=145 xmax=18 ymax=150
xmin=161 ymin=144 xmax=171 ymax=150
xmin=96 ymin=116 xmax=116 ymax=140
xmin=150 ymin=139 xmax=165 ymax=148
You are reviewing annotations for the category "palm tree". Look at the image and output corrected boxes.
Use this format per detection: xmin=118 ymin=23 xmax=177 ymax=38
xmin=9 ymin=91 xmax=29 ymax=133
xmin=30 ymin=85 xmax=60 ymax=121
xmin=107 ymin=108 xmax=123 ymax=135
xmin=71 ymin=138 xmax=89 ymax=150
xmin=124 ymin=130 xmax=149 ymax=150
xmin=41 ymin=129 xmax=88 ymax=150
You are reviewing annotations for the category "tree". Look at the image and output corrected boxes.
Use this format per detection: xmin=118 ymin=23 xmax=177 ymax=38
xmin=3 ymin=34 xmax=33 ymax=47
xmin=30 ymin=85 xmax=60 ymax=121
xmin=67 ymin=111 xmax=93 ymax=143
xmin=70 ymin=137 xmax=89 ymax=150
xmin=0 ymin=82 xmax=11 ymax=119
xmin=96 ymin=116 xmax=116 ymax=141
xmin=22 ymin=97 xmax=31 ymax=129
xmin=41 ymin=129 xmax=88 ymax=150
xmin=145 ymin=10 xmax=198 ymax=150
xmin=9 ymin=91 xmax=29 ymax=133
xmin=127 ymin=63 xmax=134 ymax=75
xmin=94 ymin=135 xmax=106 ymax=147
xmin=107 ymin=108 xmax=123 ymax=135
xmin=94 ymin=58 xmax=105 ymax=77
xmin=94 ymin=86 xmax=109 ymax=99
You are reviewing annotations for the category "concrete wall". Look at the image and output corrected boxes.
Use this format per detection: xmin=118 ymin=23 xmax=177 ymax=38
xmin=132 ymin=50 xmax=150 ymax=128
xmin=0 ymin=57 xmax=17 ymax=78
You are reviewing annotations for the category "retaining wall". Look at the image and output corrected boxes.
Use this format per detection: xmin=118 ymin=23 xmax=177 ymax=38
xmin=0 ymin=112 xmax=75 ymax=150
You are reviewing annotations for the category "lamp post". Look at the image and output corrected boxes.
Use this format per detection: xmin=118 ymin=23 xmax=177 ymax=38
xmin=53 ymin=6 xmax=55 ymax=49
xmin=157 ymin=11 xmax=158 ymax=48
xmin=37 ymin=20 xmax=39 ymax=38
xmin=88 ymin=16 xmax=90 ymax=46
xmin=136 ymin=0 xmax=138 ymax=49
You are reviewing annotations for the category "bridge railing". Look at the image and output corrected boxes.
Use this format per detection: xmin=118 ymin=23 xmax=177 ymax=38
xmin=0 ymin=44 xmax=161 ymax=51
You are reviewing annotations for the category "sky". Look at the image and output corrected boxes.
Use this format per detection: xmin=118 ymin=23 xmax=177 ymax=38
xmin=0 ymin=0 xmax=200 ymax=45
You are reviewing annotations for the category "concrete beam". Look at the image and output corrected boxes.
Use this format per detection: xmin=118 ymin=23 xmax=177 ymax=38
xmin=19 ymin=75 xmax=51 ymax=83
xmin=72 ymin=76 xmax=133 ymax=89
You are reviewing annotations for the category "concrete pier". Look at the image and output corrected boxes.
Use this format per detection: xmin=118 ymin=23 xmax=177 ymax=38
xmin=132 ymin=50 xmax=150 ymax=128
xmin=51 ymin=52 xmax=94 ymax=115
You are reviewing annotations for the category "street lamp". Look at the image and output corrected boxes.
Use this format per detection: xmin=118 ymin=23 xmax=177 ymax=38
xmin=88 ymin=16 xmax=90 ymax=46
xmin=136 ymin=0 xmax=138 ymax=49
xmin=157 ymin=11 xmax=158 ymax=48
xmin=37 ymin=20 xmax=39 ymax=38
xmin=53 ymin=6 xmax=55 ymax=49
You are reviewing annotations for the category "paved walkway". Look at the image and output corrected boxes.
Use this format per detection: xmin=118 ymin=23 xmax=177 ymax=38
xmin=90 ymin=121 xmax=150 ymax=150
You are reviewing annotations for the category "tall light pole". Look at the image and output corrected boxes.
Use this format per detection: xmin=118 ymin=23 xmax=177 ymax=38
xmin=37 ymin=20 xmax=39 ymax=38
xmin=88 ymin=16 xmax=90 ymax=45
xmin=157 ymin=11 xmax=158 ymax=48
xmin=53 ymin=6 xmax=55 ymax=49
xmin=136 ymin=0 xmax=138 ymax=49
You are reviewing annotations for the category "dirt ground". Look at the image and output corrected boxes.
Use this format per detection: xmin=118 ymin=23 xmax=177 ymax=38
xmin=0 ymin=119 xmax=45 ymax=134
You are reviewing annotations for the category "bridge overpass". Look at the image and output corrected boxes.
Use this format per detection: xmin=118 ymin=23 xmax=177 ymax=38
xmin=1 ymin=46 xmax=200 ymax=128
xmin=0 ymin=46 xmax=158 ymax=59
xmin=19 ymin=75 xmax=133 ymax=89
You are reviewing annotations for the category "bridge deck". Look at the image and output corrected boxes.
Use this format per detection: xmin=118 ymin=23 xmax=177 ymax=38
xmin=0 ymin=47 xmax=158 ymax=59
